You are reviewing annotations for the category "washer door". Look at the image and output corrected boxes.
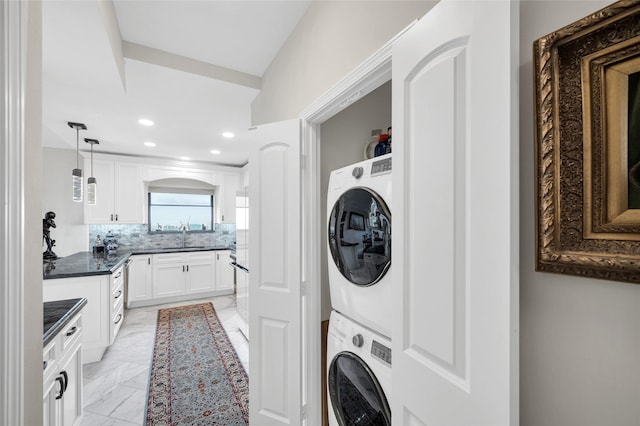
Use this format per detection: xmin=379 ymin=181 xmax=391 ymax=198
xmin=328 ymin=187 xmax=391 ymax=286
xmin=328 ymin=351 xmax=391 ymax=426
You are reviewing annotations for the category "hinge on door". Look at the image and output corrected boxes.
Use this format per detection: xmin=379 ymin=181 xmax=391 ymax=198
xmin=301 ymin=281 xmax=309 ymax=296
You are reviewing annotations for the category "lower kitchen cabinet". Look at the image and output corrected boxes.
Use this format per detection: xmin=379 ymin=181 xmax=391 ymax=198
xmin=127 ymin=255 xmax=153 ymax=305
xmin=129 ymin=250 xmax=233 ymax=308
xmin=43 ymin=264 xmax=125 ymax=363
xmin=153 ymin=251 xmax=216 ymax=297
xmin=153 ymin=253 xmax=187 ymax=298
xmin=215 ymin=250 xmax=234 ymax=292
xmin=43 ymin=312 xmax=83 ymax=426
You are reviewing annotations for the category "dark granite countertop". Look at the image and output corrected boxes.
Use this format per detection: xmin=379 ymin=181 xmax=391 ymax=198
xmin=43 ymin=298 xmax=87 ymax=347
xmin=43 ymin=251 xmax=131 ymax=280
xmin=43 ymin=246 xmax=232 ymax=280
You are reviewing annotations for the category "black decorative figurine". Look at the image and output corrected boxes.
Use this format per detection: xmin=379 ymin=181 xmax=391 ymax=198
xmin=43 ymin=211 xmax=58 ymax=260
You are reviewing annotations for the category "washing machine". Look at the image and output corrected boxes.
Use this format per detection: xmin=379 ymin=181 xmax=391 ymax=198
xmin=327 ymin=153 xmax=392 ymax=338
xmin=327 ymin=310 xmax=392 ymax=426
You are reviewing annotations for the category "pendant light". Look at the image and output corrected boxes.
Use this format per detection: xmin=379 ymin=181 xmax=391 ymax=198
xmin=67 ymin=122 xmax=87 ymax=202
xmin=84 ymin=138 xmax=99 ymax=205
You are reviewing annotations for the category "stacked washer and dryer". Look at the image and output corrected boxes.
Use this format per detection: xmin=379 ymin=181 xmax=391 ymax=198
xmin=326 ymin=153 xmax=393 ymax=426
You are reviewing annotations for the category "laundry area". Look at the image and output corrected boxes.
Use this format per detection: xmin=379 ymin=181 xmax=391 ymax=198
xmin=319 ymin=81 xmax=393 ymax=425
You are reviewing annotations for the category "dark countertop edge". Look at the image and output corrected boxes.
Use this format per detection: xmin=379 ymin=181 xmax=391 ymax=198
xmin=43 ymin=246 xmax=232 ymax=280
xmin=130 ymin=246 xmax=232 ymax=255
xmin=43 ymin=298 xmax=88 ymax=347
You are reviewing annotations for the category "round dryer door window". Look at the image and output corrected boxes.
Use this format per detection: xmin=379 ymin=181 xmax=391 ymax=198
xmin=328 ymin=187 xmax=391 ymax=286
xmin=328 ymin=352 xmax=391 ymax=426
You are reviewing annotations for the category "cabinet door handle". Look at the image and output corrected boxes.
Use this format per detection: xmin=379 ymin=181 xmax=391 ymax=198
xmin=114 ymin=290 xmax=122 ymax=299
xmin=115 ymin=214 xmax=118 ymax=221
xmin=110 ymin=214 xmax=114 ymax=221
xmin=217 ymin=253 xmax=219 ymax=260
xmin=148 ymin=257 xmax=150 ymax=265
xmin=43 ymin=360 xmax=48 ymax=370
xmin=114 ymin=314 xmax=123 ymax=325
xmin=114 ymin=271 xmax=122 ymax=279
xmin=61 ymin=370 xmax=68 ymax=393
xmin=55 ymin=376 xmax=65 ymax=400
xmin=187 ymin=265 xmax=189 ymax=272
xmin=66 ymin=326 xmax=78 ymax=337
xmin=183 ymin=265 xmax=185 ymax=272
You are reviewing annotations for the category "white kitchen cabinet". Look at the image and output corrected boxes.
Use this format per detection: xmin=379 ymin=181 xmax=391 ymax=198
xmin=220 ymin=172 xmax=240 ymax=223
xmin=43 ymin=312 xmax=83 ymax=426
xmin=130 ymin=250 xmax=233 ymax=307
xmin=84 ymin=159 xmax=144 ymax=224
xmin=43 ymin=266 xmax=124 ymax=363
xmin=152 ymin=251 xmax=217 ymax=298
xmin=185 ymin=252 xmax=216 ymax=294
xmin=127 ymin=255 xmax=153 ymax=307
xmin=110 ymin=265 xmax=125 ymax=344
xmin=215 ymin=250 xmax=234 ymax=292
xmin=153 ymin=253 xmax=186 ymax=298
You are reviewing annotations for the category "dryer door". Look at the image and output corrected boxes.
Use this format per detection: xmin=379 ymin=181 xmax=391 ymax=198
xmin=328 ymin=351 xmax=391 ymax=426
xmin=328 ymin=187 xmax=391 ymax=286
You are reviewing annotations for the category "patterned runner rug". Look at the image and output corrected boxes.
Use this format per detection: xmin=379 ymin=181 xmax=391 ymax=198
xmin=145 ymin=303 xmax=249 ymax=425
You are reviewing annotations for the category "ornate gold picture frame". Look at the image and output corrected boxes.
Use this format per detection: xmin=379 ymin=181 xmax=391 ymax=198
xmin=534 ymin=1 xmax=640 ymax=283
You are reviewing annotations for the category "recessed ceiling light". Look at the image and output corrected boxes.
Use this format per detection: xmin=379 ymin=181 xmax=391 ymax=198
xmin=138 ymin=118 xmax=154 ymax=126
xmin=144 ymin=141 xmax=156 ymax=147
xmin=210 ymin=149 xmax=221 ymax=155
xmin=179 ymin=156 xmax=190 ymax=161
xmin=222 ymin=132 xmax=235 ymax=138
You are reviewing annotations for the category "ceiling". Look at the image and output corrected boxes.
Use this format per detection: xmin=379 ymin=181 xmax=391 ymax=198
xmin=42 ymin=0 xmax=311 ymax=167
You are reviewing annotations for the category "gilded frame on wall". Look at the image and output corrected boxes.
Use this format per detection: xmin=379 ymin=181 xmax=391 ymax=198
xmin=534 ymin=1 xmax=640 ymax=282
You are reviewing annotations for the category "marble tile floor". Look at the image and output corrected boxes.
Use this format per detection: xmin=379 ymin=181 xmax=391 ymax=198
xmin=79 ymin=295 xmax=249 ymax=426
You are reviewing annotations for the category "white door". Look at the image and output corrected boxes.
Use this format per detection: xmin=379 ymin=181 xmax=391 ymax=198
xmin=392 ymin=1 xmax=519 ymax=425
xmin=248 ymin=119 xmax=302 ymax=425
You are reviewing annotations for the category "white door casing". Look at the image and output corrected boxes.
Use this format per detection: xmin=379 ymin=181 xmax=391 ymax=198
xmin=392 ymin=1 xmax=519 ymax=425
xmin=248 ymin=119 xmax=303 ymax=425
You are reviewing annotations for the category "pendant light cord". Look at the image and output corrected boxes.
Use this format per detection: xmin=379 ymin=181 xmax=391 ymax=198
xmin=76 ymin=127 xmax=80 ymax=169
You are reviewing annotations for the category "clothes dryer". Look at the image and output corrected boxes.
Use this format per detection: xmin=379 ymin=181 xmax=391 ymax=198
xmin=327 ymin=310 xmax=392 ymax=426
xmin=327 ymin=154 xmax=392 ymax=338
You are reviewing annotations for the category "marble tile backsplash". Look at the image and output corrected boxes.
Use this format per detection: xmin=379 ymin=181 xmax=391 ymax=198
xmin=89 ymin=223 xmax=236 ymax=251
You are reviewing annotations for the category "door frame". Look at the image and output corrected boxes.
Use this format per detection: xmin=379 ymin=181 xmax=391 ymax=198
xmin=298 ymin=21 xmax=415 ymax=425
xmin=1 ymin=1 xmax=29 ymax=425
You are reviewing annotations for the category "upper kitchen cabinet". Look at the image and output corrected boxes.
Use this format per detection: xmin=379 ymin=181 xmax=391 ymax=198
xmin=84 ymin=159 xmax=144 ymax=224
xmin=241 ymin=163 xmax=249 ymax=188
xmin=219 ymin=172 xmax=240 ymax=223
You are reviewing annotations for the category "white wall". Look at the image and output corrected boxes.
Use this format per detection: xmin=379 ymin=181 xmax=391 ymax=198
xmin=42 ymin=148 xmax=89 ymax=256
xmin=251 ymin=0 xmax=435 ymax=125
xmin=320 ymin=81 xmax=391 ymax=320
xmin=520 ymin=2 xmax=640 ymax=425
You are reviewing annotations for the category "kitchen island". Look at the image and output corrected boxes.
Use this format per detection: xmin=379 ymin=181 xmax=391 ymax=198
xmin=43 ymin=298 xmax=86 ymax=426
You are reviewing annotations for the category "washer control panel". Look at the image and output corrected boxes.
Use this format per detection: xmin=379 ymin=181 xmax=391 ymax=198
xmin=371 ymin=340 xmax=392 ymax=365
xmin=371 ymin=156 xmax=392 ymax=176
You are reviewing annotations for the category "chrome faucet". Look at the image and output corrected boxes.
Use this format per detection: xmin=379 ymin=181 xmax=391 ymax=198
xmin=181 ymin=227 xmax=187 ymax=248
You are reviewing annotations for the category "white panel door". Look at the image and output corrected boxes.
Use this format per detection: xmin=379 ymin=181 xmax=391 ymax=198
xmin=392 ymin=1 xmax=519 ymax=425
xmin=248 ymin=119 xmax=302 ymax=426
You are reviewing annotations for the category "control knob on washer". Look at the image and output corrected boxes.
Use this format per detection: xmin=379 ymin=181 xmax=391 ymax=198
xmin=352 ymin=334 xmax=364 ymax=348
xmin=352 ymin=166 xmax=364 ymax=179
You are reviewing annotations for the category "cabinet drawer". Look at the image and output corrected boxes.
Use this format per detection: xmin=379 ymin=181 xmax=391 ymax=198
xmin=43 ymin=340 xmax=57 ymax=384
xmin=111 ymin=298 xmax=124 ymax=343
xmin=60 ymin=313 xmax=82 ymax=353
xmin=154 ymin=253 xmax=184 ymax=263
xmin=112 ymin=266 xmax=124 ymax=289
